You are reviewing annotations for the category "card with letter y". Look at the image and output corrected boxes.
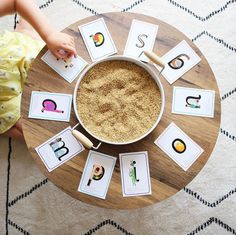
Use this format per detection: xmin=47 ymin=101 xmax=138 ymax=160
xmin=41 ymin=50 xmax=87 ymax=83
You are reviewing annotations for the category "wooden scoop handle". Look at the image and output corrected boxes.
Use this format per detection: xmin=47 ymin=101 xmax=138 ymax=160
xmin=72 ymin=129 xmax=93 ymax=149
xmin=144 ymin=51 xmax=165 ymax=68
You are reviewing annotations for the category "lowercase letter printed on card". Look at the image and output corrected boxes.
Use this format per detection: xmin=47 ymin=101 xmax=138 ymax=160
xmin=41 ymin=50 xmax=87 ymax=83
xmin=154 ymin=122 xmax=204 ymax=171
xmin=124 ymin=19 xmax=158 ymax=62
xmin=78 ymin=150 xmax=116 ymax=199
xmin=78 ymin=18 xmax=117 ymax=61
xmin=35 ymin=127 xmax=84 ymax=172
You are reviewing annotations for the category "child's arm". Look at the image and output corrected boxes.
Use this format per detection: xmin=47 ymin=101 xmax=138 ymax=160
xmin=0 ymin=0 xmax=77 ymax=59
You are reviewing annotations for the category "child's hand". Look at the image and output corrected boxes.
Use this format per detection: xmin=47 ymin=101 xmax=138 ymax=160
xmin=45 ymin=32 xmax=77 ymax=59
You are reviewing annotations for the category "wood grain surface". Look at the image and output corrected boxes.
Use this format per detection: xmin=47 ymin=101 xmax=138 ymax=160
xmin=21 ymin=12 xmax=221 ymax=209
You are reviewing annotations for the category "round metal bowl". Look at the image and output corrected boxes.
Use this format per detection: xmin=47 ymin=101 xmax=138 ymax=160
xmin=73 ymin=55 xmax=165 ymax=148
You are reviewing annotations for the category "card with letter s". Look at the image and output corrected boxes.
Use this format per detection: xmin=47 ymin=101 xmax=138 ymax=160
xmin=78 ymin=18 xmax=117 ymax=61
xmin=78 ymin=150 xmax=116 ymax=199
xmin=124 ymin=19 xmax=158 ymax=62
xmin=119 ymin=151 xmax=151 ymax=197
xmin=35 ymin=127 xmax=84 ymax=172
xmin=172 ymin=87 xmax=215 ymax=118
xmin=154 ymin=122 xmax=204 ymax=171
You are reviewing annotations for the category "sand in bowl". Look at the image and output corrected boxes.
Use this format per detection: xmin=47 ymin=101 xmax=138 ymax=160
xmin=76 ymin=60 xmax=162 ymax=143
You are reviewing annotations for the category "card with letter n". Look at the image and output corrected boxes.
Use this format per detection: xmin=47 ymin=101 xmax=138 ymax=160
xmin=78 ymin=18 xmax=117 ymax=61
xmin=35 ymin=127 xmax=84 ymax=172
xmin=119 ymin=151 xmax=151 ymax=197
xmin=41 ymin=50 xmax=87 ymax=83
xmin=172 ymin=87 xmax=215 ymax=118
xmin=78 ymin=150 xmax=116 ymax=199
xmin=160 ymin=40 xmax=201 ymax=84
xmin=124 ymin=19 xmax=158 ymax=62
xmin=154 ymin=123 xmax=204 ymax=171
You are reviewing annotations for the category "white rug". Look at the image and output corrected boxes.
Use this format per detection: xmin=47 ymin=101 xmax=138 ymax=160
xmin=0 ymin=0 xmax=236 ymax=234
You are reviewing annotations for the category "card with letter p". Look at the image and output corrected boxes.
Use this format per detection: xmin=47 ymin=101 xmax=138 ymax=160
xmin=78 ymin=150 xmax=116 ymax=199
xmin=78 ymin=18 xmax=117 ymax=61
xmin=124 ymin=19 xmax=158 ymax=62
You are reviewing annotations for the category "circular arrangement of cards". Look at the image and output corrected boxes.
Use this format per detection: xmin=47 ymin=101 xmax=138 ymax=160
xmin=32 ymin=17 xmax=216 ymax=200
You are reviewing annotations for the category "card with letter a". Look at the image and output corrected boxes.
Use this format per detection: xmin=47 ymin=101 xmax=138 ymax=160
xmin=35 ymin=127 xmax=84 ymax=172
xmin=172 ymin=87 xmax=215 ymax=117
xmin=28 ymin=91 xmax=72 ymax=122
xmin=124 ymin=19 xmax=158 ymax=62
xmin=154 ymin=122 xmax=204 ymax=171
xmin=78 ymin=18 xmax=117 ymax=61
xmin=119 ymin=151 xmax=151 ymax=197
xmin=160 ymin=40 xmax=201 ymax=84
xmin=78 ymin=150 xmax=116 ymax=199
xmin=41 ymin=50 xmax=87 ymax=83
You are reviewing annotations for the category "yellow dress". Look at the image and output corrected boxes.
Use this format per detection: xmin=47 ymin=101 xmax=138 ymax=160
xmin=0 ymin=30 xmax=44 ymax=134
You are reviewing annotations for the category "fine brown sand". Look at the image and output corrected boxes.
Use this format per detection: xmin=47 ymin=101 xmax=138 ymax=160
xmin=76 ymin=60 xmax=162 ymax=143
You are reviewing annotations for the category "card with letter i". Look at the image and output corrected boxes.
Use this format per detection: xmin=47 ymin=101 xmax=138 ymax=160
xmin=35 ymin=127 xmax=84 ymax=172
xmin=41 ymin=50 xmax=87 ymax=83
xmin=172 ymin=87 xmax=215 ymax=118
xmin=119 ymin=151 xmax=151 ymax=197
xmin=78 ymin=18 xmax=117 ymax=61
xmin=124 ymin=19 xmax=158 ymax=62
xmin=154 ymin=122 xmax=204 ymax=171
xmin=78 ymin=150 xmax=116 ymax=199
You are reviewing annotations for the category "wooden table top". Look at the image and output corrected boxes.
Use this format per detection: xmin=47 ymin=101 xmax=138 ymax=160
xmin=22 ymin=12 xmax=221 ymax=209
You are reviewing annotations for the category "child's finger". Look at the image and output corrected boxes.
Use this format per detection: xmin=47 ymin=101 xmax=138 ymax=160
xmin=61 ymin=45 xmax=77 ymax=56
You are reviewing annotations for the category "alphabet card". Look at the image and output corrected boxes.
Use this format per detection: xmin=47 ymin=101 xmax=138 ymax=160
xmin=154 ymin=123 xmax=203 ymax=171
xmin=78 ymin=18 xmax=117 ymax=61
xmin=35 ymin=127 xmax=84 ymax=172
xmin=160 ymin=40 xmax=201 ymax=84
xmin=78 ymin=150 xmax=116 ymax=199
xmin=123 ymin=19 xmax=158 ymax=62
xmin=172 ymin=87 xmax=215 ymax=118
xmin=41 ymin=50 xmax=87 ymax=83
xmin=119 ymin=151 xmax=151 ymax=197
xmin=28 ymin=91 xmax=72 ymax=122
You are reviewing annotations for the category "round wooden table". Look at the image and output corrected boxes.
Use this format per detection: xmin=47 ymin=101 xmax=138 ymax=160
xmin=22 ymin=12 xmax=221 ymax=209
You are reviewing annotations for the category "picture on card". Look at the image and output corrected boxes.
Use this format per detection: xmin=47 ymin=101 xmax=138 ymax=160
xmin=28 ymin=91 xmax=72 ymax=122
xmin=78 ymin=150 xmax=116 ymax=199
xmin=159 ymin=40 xmax=201 ymax=84
xmin=154 ymin=122 xmax=204 ymax=171
xmin=78 ymin=18 xmax=117 ymax=61
xmin=35 ymin=127 xmax=84 ymax=172
xmin=41 ymin=50 xmax=87 ymax=83
xmin=123 ymin=19 xmax=158 ymax=62
xmin=172 ymin=87 xmax=215 ymax=118
xmin=119 ymin=151 xmax=151 ymax=197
